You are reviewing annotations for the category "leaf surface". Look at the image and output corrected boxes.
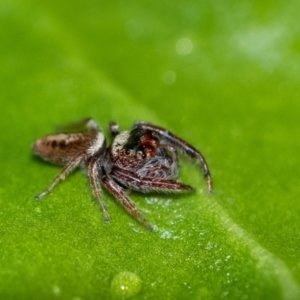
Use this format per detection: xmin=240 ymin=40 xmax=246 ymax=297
xmin=0 ymin=0 xmax=300 ymax=299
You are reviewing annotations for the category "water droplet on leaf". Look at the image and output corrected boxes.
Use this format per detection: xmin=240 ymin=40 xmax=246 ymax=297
xmin=111 ymin=271 xmax=142 ymax=298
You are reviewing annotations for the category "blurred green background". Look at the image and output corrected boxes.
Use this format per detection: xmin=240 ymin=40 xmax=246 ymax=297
xmin=1 ymin=0 xmax=300 ymax=299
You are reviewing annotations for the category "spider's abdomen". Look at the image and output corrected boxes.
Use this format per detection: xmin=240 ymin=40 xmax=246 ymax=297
xmin=32 ymin=131 xmax=105 ymax=165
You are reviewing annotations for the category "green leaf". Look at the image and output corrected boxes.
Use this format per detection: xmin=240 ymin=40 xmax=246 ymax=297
xmin=1 ymin=0 xmax=300 ymax=299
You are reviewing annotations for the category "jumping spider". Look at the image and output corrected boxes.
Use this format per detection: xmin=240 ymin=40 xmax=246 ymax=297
xmin=32 ymin=118 xmax=212 ymax=230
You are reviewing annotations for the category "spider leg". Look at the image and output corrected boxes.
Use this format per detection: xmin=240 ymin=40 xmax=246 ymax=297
xmin=87 ymin=159 xmax=110 ymax=222
xmin=56 ymin=117 xmax=100 ymax=133
xmin=111 ymin=167 xmax=195 ymax=193
xmin=35 ymin=155 xmax=83 ymax=200
xmin=101 ymin=174 xmax=153 ymax=231
xmin=160 ymin=144 xmax=179 ymax=177
xmin=108 ymin=121 xmax=120 ymax=137
xmin=133 ymin=122 xmax=213 ymax=192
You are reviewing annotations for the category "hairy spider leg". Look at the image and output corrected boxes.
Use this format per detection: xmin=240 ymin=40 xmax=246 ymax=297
xmin=159 ymin=144 xmax=179 ymax=175
xmin=108 ymin=121 xmax=120 ymax=137
xmin=133 ymin=122 xmax=213 ymax=192
xmin=102 ymin=175 xmax=153 ymax=231
xmin=110 ymin=167 xmax=195 ymax=193
xmin=87 ymin=158 xmax=110 ymax=222
xmin=35 ymin=155 xmax=83 ymax=200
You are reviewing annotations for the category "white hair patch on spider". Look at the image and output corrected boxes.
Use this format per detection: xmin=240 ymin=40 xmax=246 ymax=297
xmin=87 ymin=132 xmax=105 ymax=156
xmin=86 ymin=119 xmax=99 ymax=130
xmin=111 ymin=131 xmax=130 ymax=157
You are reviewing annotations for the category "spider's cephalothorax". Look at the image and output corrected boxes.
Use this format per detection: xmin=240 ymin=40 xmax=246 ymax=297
xmin=32 ymin=118 xmax=212 ymax=230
